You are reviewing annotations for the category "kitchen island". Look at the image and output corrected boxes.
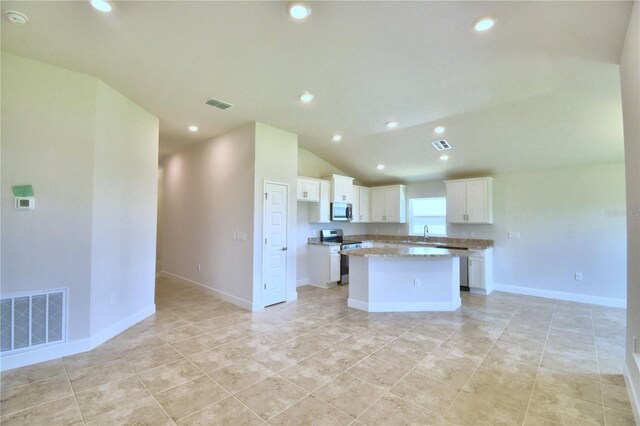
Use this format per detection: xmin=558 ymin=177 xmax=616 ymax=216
xmin=341 ymin=246 xmax=473 ymax=312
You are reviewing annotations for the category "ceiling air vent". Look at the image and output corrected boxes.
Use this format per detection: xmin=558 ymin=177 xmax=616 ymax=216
xmin=431 ymin=140 xmax=452 ymax=151
xmin=204 ymin=98 xmax=233 ymax=110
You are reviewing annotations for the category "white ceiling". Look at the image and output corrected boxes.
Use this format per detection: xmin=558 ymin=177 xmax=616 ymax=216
xmin=1 ymin=1 xmax=632 ymax=184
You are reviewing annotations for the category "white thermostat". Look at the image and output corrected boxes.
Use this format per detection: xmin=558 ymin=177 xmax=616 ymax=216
xmin=15 ymin=197 xmax=35 ymax=210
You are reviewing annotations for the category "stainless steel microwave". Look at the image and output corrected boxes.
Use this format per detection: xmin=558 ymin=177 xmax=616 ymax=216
xmin=331 ymin=202 xmax=353 ymax=222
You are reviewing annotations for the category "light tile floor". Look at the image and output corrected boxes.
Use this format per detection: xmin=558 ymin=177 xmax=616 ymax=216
xmin=1 ymin=275 xmax=635 ymax=425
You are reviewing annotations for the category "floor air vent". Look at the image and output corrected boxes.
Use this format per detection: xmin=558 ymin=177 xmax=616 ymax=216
xmin=204 ymin=97 xmax=233 ymax=110
xmin=431 ymin=140 xmax=452 ymax=151
xmin=0 ymin=289 xmax=66 ymax=355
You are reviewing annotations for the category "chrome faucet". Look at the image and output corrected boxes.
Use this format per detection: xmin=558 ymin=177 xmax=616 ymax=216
xmin=423 ymin=225 xmax=429 ymax=241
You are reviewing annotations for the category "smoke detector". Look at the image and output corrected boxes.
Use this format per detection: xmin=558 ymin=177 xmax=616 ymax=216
xmin=5 ymin=10 xmax=29 ymax=25
xmin=431 ymin=140 xmax=452 ymax=151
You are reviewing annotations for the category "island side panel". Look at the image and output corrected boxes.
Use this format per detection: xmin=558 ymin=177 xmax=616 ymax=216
xmin=348 ymin=256 xmax=461 ymax=312
xmin=347 ymin=256 xmax=370 ymax=311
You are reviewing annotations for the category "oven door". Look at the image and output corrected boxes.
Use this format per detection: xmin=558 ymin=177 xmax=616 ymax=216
xmin=331 ymin=202 xmax=353 ymax=222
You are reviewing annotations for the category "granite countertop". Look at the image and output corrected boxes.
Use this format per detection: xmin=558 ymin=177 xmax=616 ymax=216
xmin=340 ymin=246 xmax=474 ymax=258
xmin=307 ymin=234 xmax=493 ymax=249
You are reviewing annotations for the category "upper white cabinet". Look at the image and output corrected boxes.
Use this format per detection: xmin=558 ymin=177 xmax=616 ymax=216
xmin=297 ymin=177 xmax=320 ymax=202
xmin=352 ymin=185 xmax=371 ymax=223
xmin=444 ymin=177 xmax=493 ymax=224
xmin=309 ymin=180 xmax=331 ymax=223
xmin=370 ymin=185 xmax=406 ymax=223
xmin=329 ymin=175 xmax=354 ymax=203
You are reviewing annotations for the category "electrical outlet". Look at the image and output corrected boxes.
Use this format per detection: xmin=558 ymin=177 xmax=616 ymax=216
xmin=469 ymin=231 xmax=475 ymax=237
xmin=509 ymin=231 xmax=521 ymax=239
xmin=233 ymin=232 xmax=237 ymax=240
xmin=414 ymin=278 xmax=421 ymax=287
xmin=238 ymin=232 xmax=246 ymax=241
xmin=110 ymin=294 xmax=116 ymax=305
xmin=575 ymin=272 xmax=583 ymax=281
xmin=461 ymin=231 xmax=468 ymax=237
xmin=197 ymin=264 xmax=201 ymax=272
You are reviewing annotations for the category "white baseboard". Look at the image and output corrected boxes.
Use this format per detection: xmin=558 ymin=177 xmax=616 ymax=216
xmin=306 ymin=281 xmax=338 ymax=289
xmin=348 ymin=298 xmax=461 ymax=312
xmin=624 ymin=357 xmax=640 ymax=425
xmin=160 ymin=271 xmax=253 ymax=311
xmin=0 ymin=304 xmax=155 ymax=372
xmin=296 ymin=278 xmax=310 ymax=287
xmin=287 ymin=291 xmax=298 ymax=302
xmin=470 ymin=287 xmax=492 ymax=296
xmin=493 ymin=283 xmax=626 ymax=308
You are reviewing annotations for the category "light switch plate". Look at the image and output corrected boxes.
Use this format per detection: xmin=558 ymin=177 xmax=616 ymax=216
xmin=508 ymin=231 xmax=521 ymax=239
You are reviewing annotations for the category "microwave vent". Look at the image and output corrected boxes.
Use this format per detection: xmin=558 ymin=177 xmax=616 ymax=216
xmin=431 ymin=140 xmax=452 ymax=151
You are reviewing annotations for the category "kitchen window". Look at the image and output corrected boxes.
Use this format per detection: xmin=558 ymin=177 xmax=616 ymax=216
xmin=409 ymin=197 xmax=447 ymax=236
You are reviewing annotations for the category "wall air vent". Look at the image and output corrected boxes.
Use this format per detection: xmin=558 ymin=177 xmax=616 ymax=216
xmin=431 ymin=140 xmax=452 ymax=151
xmin=1 ymin=289 xmax=66 ymax=355
xmin=204 ymin=98 xmax=233 ymax=110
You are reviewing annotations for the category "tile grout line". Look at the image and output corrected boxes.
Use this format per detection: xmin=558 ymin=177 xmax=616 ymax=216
xmin=61 ymin=356 xmax=88 ymax=426
xmin=350 ymin=310 xmax=479 ymax=423
xmin=521 ymin=299 xmax=558 ymax=425
xmin=591 ymin=303 xmax=608 ymax=425
xmin=437 ymin=303 xmax=521 ymax=423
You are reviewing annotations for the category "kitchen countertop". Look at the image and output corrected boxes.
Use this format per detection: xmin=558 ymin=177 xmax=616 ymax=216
xmin=307 ymin=234 xmax=493 ymax=249
xmin=339 ymin=246 xmax=474 ymax=258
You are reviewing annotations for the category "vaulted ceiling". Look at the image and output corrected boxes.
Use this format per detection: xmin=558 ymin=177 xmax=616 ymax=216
xmin=1 ymin=1 xmax=633 ymax=184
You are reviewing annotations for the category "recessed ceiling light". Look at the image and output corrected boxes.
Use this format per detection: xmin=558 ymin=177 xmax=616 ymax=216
xmin=288 ymin=2 xmax=312 ymax=20
xmin=440 ymin=155 xmax=449 ymax=161
xmin=188 ymin=125 xmax=198 ymax=132
xmin=474 ymin=17 xmax=495 ymax=32
xmin=90 ymin=0 xmax=112 ymax=13
xmin=332 ymin=135 xmax=342 ymax=142
xmin=299 ymin=91 xmax=314 ymax=103
xmin=377 ymin=164 xmax=385 ymax=170
xmin=5 ymin=10 xmax=29 ymax=25
xmin=434 ymin=126 xmax=446 ymax=134
xmin=386 ymin=121 xmax=399 ymax=129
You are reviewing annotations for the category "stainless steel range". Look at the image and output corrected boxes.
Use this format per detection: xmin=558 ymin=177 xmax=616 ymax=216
xmin=320 ymin=229 xmax=362 ymax=285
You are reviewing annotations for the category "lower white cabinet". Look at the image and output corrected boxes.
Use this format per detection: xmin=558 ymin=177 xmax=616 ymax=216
xmin=467 ymin=248 xmax=493 ymax=295
xmin=308 ymin=245 xmax=341 ymax=288
xmin=309 ymin=180 xmax=331 ymax=223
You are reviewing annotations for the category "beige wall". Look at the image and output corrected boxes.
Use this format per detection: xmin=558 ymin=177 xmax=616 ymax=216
xmin=1 ymin=53 xmax=96 ymax=340
xmin=620 ymin=1 xmax=640 ymax=419
xmin=89 ymin=80 xmax=159 ymax=335
xmin=1 ymin=53 xmax=158 ymax=351
xmin=367 ymin=163 xmax=627 ymax=304
xmin=253 ymin=123 xmax=299 ymax=303
xmin=162 ymin=123 xmax=257 ymax=306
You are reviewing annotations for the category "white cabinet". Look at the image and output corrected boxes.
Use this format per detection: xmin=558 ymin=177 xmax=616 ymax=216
xmin=309 ymin=180 xmax=331 ymax=223
xmin=467 ymin=248 xmax=494 ymax=295
xmin=352 ymin=185 xmax=371 ymax=223
xmin=297 ymin=177 xmax=320 ymax=202
xmin=370 ymin=185 xmax=406 ymax=223
xmin=308 ymin=244 xmax=341 ymax=288
xmin=328 ymin=175 xmax=354 ymax=203
xmin=444 ymin=177 xmax=493 ymax=224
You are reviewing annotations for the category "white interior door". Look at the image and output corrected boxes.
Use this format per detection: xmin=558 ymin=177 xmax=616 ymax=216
xmin=263 ymin=182 xmax=288 ymax=306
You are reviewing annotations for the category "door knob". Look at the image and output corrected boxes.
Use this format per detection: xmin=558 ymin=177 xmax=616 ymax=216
xmin=281 ymin=247 xmax=288 ymax=251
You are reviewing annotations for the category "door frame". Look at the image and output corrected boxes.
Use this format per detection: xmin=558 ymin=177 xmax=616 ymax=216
xmin=262 ymin=180 xmax=290 ymax=308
